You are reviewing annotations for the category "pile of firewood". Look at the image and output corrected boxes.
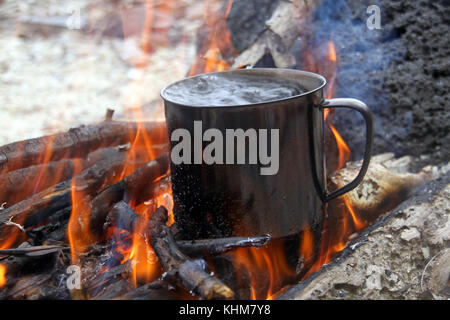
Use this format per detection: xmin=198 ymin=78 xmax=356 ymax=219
xmin=0 ymin=113 xmax=271 ymax=300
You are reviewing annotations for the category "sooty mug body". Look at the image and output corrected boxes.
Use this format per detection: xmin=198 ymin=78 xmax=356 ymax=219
xmin=162 ymin=69 xmax=327 ymax=240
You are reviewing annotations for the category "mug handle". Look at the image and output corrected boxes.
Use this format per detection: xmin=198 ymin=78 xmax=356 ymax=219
xmin=321 ymin=98 xmax=374 ymax=202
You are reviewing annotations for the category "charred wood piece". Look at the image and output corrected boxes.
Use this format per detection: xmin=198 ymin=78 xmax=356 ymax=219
xmin=86 ymin=144 xmax=168 ymax=168
xmin=105 ymin=201 xmax=137 ymax=232
xmin=90 ymin=153 xmax=170 ymax=236
xmin=0 ymin=151 xmax=132 ymax=243
xmin=112 ymin=280 xmax=177 ymax=300
xmin=106 ymin=202 xmax=270 ymax=257
xmin=177 ymin=234 xmax=271 ymax=256
xmin=330 ymin=154 xmax=431 ymax=221
xmin=0 ymin=120 xmax=167 ymax=173
xmin=86 ymin=261 xmax=132 ymax=299
xmin=148 ymin=206 xmax=234 ymax=300
xmin=0 ymin=158 xmax=87 ymax=207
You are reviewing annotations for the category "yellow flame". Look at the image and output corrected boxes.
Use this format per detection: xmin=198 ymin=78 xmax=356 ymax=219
xmin=0 ymin=264 xmax=6 ymax=287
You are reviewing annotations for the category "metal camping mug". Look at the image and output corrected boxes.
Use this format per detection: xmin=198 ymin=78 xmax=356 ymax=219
xmin=161 ymin=68 xmax=373 ymax=240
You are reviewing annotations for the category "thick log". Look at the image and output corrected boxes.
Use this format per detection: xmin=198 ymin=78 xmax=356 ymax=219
xmin=278 ymin=172 xmax=450 ymax=300
xmin=0 ymin=151 xmax=131 ymax=244
xmin=0 ymin=120 xmax=167 ymax=174
xmin=330 ymin=154 xmax=431 ymax=221
xmin=106 ymin=202 xmax=270 ymax=257
xmin=148 ymin=206 xmax=234 ymax=300
xmin=90 ymin=153 xmax=170 ymax=236
xmin=0 ymin=158 xmax=87 ymax=207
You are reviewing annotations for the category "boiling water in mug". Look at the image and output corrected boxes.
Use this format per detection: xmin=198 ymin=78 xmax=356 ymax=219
xmin=163 ymin=73 xmax=306 ymax=107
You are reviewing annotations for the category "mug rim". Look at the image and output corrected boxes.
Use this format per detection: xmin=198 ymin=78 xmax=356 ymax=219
xmin=160 ymin=68 xmax=327 ymax=109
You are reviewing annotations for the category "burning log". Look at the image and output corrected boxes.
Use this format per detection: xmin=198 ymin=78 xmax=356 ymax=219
xmin=106 ymin=201 xmax=271 ymax=257
xmin=330 ymin=154 xmax=431 ymax=221
xmin=278 ymin=170 xmax=450 ymax=300
xmin=177 ymin=234 xmax=271 ymax=257
xmin=105 ymin=201 xmax=138 ymax=234
xmin=0 ymin=151 xmax=132 ymax=243
xmin=0 ymin=158 xmax=87 ymax=207
xmin=148 ymin=206 xmax=234 ymax=300
xmin=90 ymin=153 xmax=170 ymax=236
xmin=0 ymin=120 xmax=167 ymax=174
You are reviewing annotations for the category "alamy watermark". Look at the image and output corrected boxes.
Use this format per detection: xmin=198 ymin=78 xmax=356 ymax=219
xmin=66 ymin=265 xmax=81 ymax=290
xmin=367 ymin=5 xmax=382 ymax=30
xmin=171 ymin=121 xmax=279 ymax=176
xmin=66 ymin=5 xmax=83 ymax=30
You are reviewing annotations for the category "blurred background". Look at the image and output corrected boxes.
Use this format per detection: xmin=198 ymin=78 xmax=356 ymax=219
xmin=0 ymin=0 xmax=448 ymax=166
xmin=0 ymin=0 xmax=211 ymax=145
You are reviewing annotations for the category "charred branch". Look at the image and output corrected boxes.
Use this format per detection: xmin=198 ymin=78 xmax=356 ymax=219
xmin=86 ymin=144 xmax=168 ymax=168
xmin=0 ymin=158 xmax=87 ymax=207
xmin=90 ymin=153 xmax=170 ymax=236
xmin=0 ymin=120 xmax=167 ymax=174
xmin=177 ymin=234 xmax=271 ymax=257
xmin=0 ymin=151 xmax=132 ymax=243
xmin=148 ymin=206 xmax=234 ymax=300
xmin=106 ymin=202 xmax=270 ymax=258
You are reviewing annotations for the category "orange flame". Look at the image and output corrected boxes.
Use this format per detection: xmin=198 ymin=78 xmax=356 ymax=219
xmin=329 ymin=124 xmax=351 ymax=169
xmin=0 ymin=139 xmax=88 ymax=251
xmin=232 ymin=243 xmax=296 ymax=300
xmin=128 ymin=208 xmax=159 ymax=287
xmin=0 ymin=264 xmax=6 ymax=287
xmin=188 ymin=0 xmax=236 ymax=76
xmin=299 ymin=228 xmax=314 ymax=265
xmin=344 ymin=196 xmax=366 ymax=230
xmin=67 ymin=186 xmax=95 ymax=265
xmin=115 ymin=187 xmax=173 ymax=287
xmin=298 ymin=40 xmax=372 ymax=284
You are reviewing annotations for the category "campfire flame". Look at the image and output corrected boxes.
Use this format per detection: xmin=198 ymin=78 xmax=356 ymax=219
xmin=233 ymin=242 xmax=296 ymax=300
xmin=128 ymin=208 xmax=159 ymax=286
xmin=0 ymin=263 xmax=6 ymax=287
xmin=0 ymin=1 xmax=373 ymax=300
xmin=67 ymin=162 xmax=95 ymax=265
xmin=188 ymin=0 xmax=235 ymax=76
xmin=300 ymin=40 xmax=369 ymax=279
